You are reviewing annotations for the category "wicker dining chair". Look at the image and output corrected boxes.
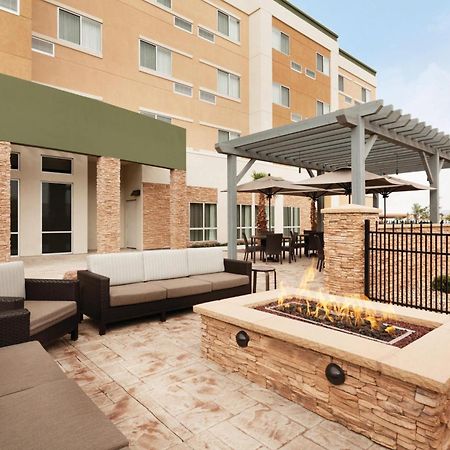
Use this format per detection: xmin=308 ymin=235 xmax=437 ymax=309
xmin=264 ymin=233 xmax=283 ymax=264
xmin=243 ymin=232 xmax=261 ymax=263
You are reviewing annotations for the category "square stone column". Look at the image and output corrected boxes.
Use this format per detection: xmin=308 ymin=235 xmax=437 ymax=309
xmin=97 ymin=157 xmax=121 ymax=253
xmin=323 ymin=204 xmax=379 ymax=297
xmin=169 ymin=169 xmax=188 ymax=249
xmin=0 ymin=142 xmax=11 ymax=262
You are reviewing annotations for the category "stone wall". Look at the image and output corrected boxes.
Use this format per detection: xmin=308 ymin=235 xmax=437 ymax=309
xmin=187 ymin=186 xmax=217 ymax=204
xmin=169 ymin=169 xmax=188 ymax=249
xmin=201 ymin=316 xmax=450 ymax=450
xmin=0 ymin=142 xmax=11 ymax=262
xmin=142 ymin=182 xmax=170 ymax=249
xmin=323 ymin=205 xmax=379 ymax=297
xmin=96 ymin=157 xmax=121 ymax=253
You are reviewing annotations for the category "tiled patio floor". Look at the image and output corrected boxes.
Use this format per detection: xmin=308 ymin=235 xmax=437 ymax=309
xmin=37 ymin=252 xmax=385 ymax=449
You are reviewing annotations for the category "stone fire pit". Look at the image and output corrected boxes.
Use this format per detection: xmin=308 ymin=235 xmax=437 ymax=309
xmin=194 ymin=289 xmax=450 ymax=450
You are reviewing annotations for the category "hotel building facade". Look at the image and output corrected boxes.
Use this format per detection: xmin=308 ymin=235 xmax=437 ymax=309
xmin=0 ymin=0 xmax=376 ymax=257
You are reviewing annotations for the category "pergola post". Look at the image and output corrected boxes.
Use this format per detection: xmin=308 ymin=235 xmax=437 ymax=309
xmin=429 ymin=151 xmax=440 ymax=223
xmin=227 ymin=155 xmax=238 ymax=259
xmin=351 ymin=117 xmax=366 ymax=205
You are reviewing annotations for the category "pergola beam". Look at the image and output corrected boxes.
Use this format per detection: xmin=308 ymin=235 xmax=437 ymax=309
xmin=236 ymin=159 xmax=256 ymax=184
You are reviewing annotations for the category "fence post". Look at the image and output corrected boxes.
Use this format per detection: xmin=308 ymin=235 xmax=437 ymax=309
xmin=364 ymin=219 xmax=370 ymax=298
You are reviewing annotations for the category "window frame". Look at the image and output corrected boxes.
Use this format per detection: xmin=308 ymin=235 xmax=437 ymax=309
xmin=316 ymin=53 xmax=330 ymax=76
xmin=41 ymin=155 xmax=73 ymax=175
xmin=199 ymin=90 xmax=216 ymax=105
xmin=305 ymin=68 xmax=316 ymax=80
xmin=156 ymin=0 xmax=171 ymax=9
xmin=236 ymin=204 xmax=253 ymax=240
xmin=291 ymin=61 xmax=302 ymax=73
xmin=338 ymin=74 xmax=345 ymax=92
xmin=32 ymin=35 xmax=55 ymax=57
xmin=283 ymin=206 xmax=301 ymax=236
xmin=10 ymin=152 xmax=20 ymax=171
xmin=217 ymin=10 xmax=240 ymax=42
xmin=174 ymin=16 xmax=193 ymax=33
xmin=139 ymin=38 xmax=172 ymax=76
xmin=217 ymin=69 xmax=240 ymax=99
xmin=272 ymin=27 xmax=290 ymax=55
xmin=316 ymin=100 xmax=330 ymax=116
xmin=362 ymin=87 xmax=371 ymax=103
xmin=198 ymin=26 xmax=215 ymax=43
xmin=0 ymin=0 xmax=19 ymax=15
xmin=273 ymin=82 xmax=290 ymax=108
xmin=189 ymin=202 xmax=218 ymax=242
xmin=291 ymin=113 xmax=302 ymax=123
xmin=173 ymin=82 xmax=193 ymax=97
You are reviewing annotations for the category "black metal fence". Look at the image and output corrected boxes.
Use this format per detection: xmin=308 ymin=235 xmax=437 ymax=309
xmin=364 ymin=220 xmax=450 ymax=313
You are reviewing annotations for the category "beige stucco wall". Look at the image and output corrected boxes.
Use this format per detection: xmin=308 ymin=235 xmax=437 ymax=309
xmin=11 ymin=145 xmax=88 ymax=256
xmin=338 ymin=66 xmax=377 ymax=109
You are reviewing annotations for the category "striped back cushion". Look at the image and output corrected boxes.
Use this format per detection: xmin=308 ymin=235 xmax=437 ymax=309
xmin=187 ymin=247 xmax=224 ymax=276
xmin=0 ymin=261 xmax=26 ymax=298
xmin=86 ymin=252 xmax=145 ymax=286
xmin=143 ymin=249 xmax=189 ymax=281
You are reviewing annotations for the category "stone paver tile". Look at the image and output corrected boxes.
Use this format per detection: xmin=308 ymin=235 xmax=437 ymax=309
xmin=116 ymin=413 xmax=181 ymax=450
xmin=229 ymin=404 xmax=304 ymax=450
xmin=279 ymin=435 xmax=326 ymax=450
xmin=177 ymin=370 xmax=241 ymax=400
xmin=167 ymin=443 xmax=192 ymax=450
xmin=176 ymin=401 xmax=232 ymax=434
xmin=150 ymin=385 xmax=204 ymax=417
xmin=240 ymin=385 xmax=322 ymax=428
xmin=213 ymin=389 xmax=257 ymax=415
xmin=127 ymin=358 xmax=176 ymax=378
xmin=319 ymin=420 xmax=373 ymax=449
xmin=209 ymin=421 xmax=262 ymax=450
xmin=304 ymin=422 xmax=371 ymax=450
xmin=102 ymin=396 xmax=149 ymax=424
xmin=186 ymin=430 xmax=232 ymax=450
xmin=368 ymin=445 xmax=388 ymax=450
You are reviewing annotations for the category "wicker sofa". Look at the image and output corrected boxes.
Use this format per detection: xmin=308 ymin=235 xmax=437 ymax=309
xmin=0 ymin=340 xmax=128 ymax=450
xmin=78 ymin=247 xmax=251 ymax=335
xmin=0 ymin=261 xmax=79 ymax=348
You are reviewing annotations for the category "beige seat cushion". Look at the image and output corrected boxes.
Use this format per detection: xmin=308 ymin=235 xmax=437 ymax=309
xmin=0 ymin=341 xmax=65 ymax=398
xmin=0 ymin=379 xmax=129 ymax=450
xmin=25 ymin=301 xmax=77 ymax=336
xmin=153 ymin=277 xmax=212 ymax=298
xmin=109 ymin=282 xmax=167 ymax=307
xmin=190 ymin=272 xmax=249 ymax=291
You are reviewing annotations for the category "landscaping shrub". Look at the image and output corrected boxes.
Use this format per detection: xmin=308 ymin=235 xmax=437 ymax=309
xmin=431 ymin=275 xmax=450 ymax=293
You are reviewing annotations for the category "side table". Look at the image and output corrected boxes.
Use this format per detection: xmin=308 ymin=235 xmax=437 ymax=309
xmin=252 ymin=266 xmax=277 ymax=293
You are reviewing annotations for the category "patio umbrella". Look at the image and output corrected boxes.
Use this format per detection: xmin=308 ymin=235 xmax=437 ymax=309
xmin=365 ymin=176 xmax=433 ymax=218
xmin=233 ymin=175 xmax=328 ymax=231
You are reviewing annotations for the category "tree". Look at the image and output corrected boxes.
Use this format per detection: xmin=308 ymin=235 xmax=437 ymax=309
xmin=411 ymin=203 xmax=430 ymax=221
xmin=252 ymin=171 xmax=268 ymax=232
xmin=310 ymin=199 xmax=317 ymax=232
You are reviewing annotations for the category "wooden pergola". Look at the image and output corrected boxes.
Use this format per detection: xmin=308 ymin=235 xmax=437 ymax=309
xmin=216 ymin=100 xmax=450 ymax=258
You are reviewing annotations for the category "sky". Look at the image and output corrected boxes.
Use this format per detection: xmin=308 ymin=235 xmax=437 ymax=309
xmin=291 ymin=0 xmax=450 ymax=215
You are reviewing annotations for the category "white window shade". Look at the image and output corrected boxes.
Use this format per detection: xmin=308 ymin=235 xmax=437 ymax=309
xmin=217 ymin=70 xmax=228 ymax=96
xmin=0 ymin=0 xmax=18 ymax=12
xmin=280 ymin=33 xmax=289 ymax=54
xmin=218 ymin=11 xmax=229 ymax=35
xmin=229 ymin=16 xmax=240 ymax=41
xmin=273 ymin=83 xmax=280 ymax=104
xmin=157 ymin=46 xmax=172 ymax=76
xmin=140 ymin=41 xmax=156 ymax=70
xmin=59 ymin=10 xmax=81 ymax=45
xmin=323 ymin=56 xmax=330 ymax=75
xmin=82 ymin=17 xmax=101 ymax=53
xmin=229 ymin=74 xmax=240 ymax=99
xmin=281 ymin=86 xmax=290 ymax=107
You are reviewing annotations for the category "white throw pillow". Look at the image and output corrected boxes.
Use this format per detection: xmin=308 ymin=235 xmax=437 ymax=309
xmin=87 ymin=252 xmax=144 ymax=286
xmin=187 ymin=247 xmax=225 ymax=276
xmin=0 ymin=261 xmax=26 ymax=298
xmin=143 ymin=249 xmax=189 ymax=281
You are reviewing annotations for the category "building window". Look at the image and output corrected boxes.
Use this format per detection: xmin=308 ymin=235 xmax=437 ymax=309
xmin=198 ymin=27 xmax=215 ymax=43
xmin=218 ymin=130 xmax=240 ymax=143
xmin=217 ymin=10 xmax=240 ymax=42
xmin=305 ymin=68 xmax=316 ymax=79
xmin=199 ymin=90 xmax=216 ymax=104
xmin=189 ymin=203 xmax=217 ymax=241
xmin=237 ymin=205 xmax=252 ymax=240
xmin=338 ymin=74 xmax=345 ymax=92
xmin=217 ymin=70 xmax=240 ymax=99
xmin=344 ymin=95 xmax=352 ymax=104
xmin=316 ymin=53 xmax=330 ymax=76
xmin=291 ymin=61 xmax=301 ymax=73
xmin=273 ymin=83 xmax=290 ymax=107
xmin=174 ymin=82 xmax=192 ymax=97
xmin=42 ymin=182 xmax=72 ymax=254
xmin=272 ymin=27 xmax=289 ymax=55
xmin=10 ymin=152 xmax=19 ymax=170
xmin=10 ymin=179 xmax=18 ymax=256
xmin=139 ymin=39 xmax=172 ymax=76
xmin=32 ymin=36 xmax=55 ymax=56
xmin=0 ymin=0 xmax=18 ymax=14
xmin=291 ymin=113 xmax=301 ymax=123
xmin=174 ymin=16 xmax=192 ymax=33
xmin=283 ymin=207 xmax=300 ymax=236
xmin=58 ymin=8 xmax=102 ymax=54
xmin=362 ymin=87 xmax=371 ymax=103
xmin=141 ymin=110 xmax=172 ymax=123
xmin=316 ymin=100 xmax=330 ymax=116
xmin=42 ymin=156 xmax=72 ymax=174
xmin=156 ymin=0 xmax=171 ymax=8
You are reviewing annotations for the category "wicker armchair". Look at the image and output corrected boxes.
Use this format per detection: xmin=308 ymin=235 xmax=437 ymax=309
xmin=0 ymin=262 xmax=80 ymax=348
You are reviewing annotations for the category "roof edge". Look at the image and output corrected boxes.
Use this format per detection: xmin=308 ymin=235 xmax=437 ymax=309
xmin=273 ymin=0 xmax=338 ymax=41
xmin=339 ymin=49 xmax=377 ymax=76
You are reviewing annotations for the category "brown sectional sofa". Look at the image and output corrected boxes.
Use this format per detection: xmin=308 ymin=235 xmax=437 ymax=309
xmin=78 ymin=248 xmax=251 ymax=335
xmin=0 ymin=341 xmax=128 ymax=450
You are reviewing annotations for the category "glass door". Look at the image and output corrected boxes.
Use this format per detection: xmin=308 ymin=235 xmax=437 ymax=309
xmin=10 ymin=179 xmax=18 ymax=256
xmin=42 ymin=182 xmax=72 ymax=254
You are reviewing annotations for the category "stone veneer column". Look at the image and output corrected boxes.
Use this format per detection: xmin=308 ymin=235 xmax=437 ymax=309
xmin=0 ymin=142 xmax=11 ymax=262
xmin=96 ymin=157 xmax=121 ymax=253
xmin=323 ymin=204 xmax=379 ymax=297
xmin=169 ymin=169 xmax=188 ymax=249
